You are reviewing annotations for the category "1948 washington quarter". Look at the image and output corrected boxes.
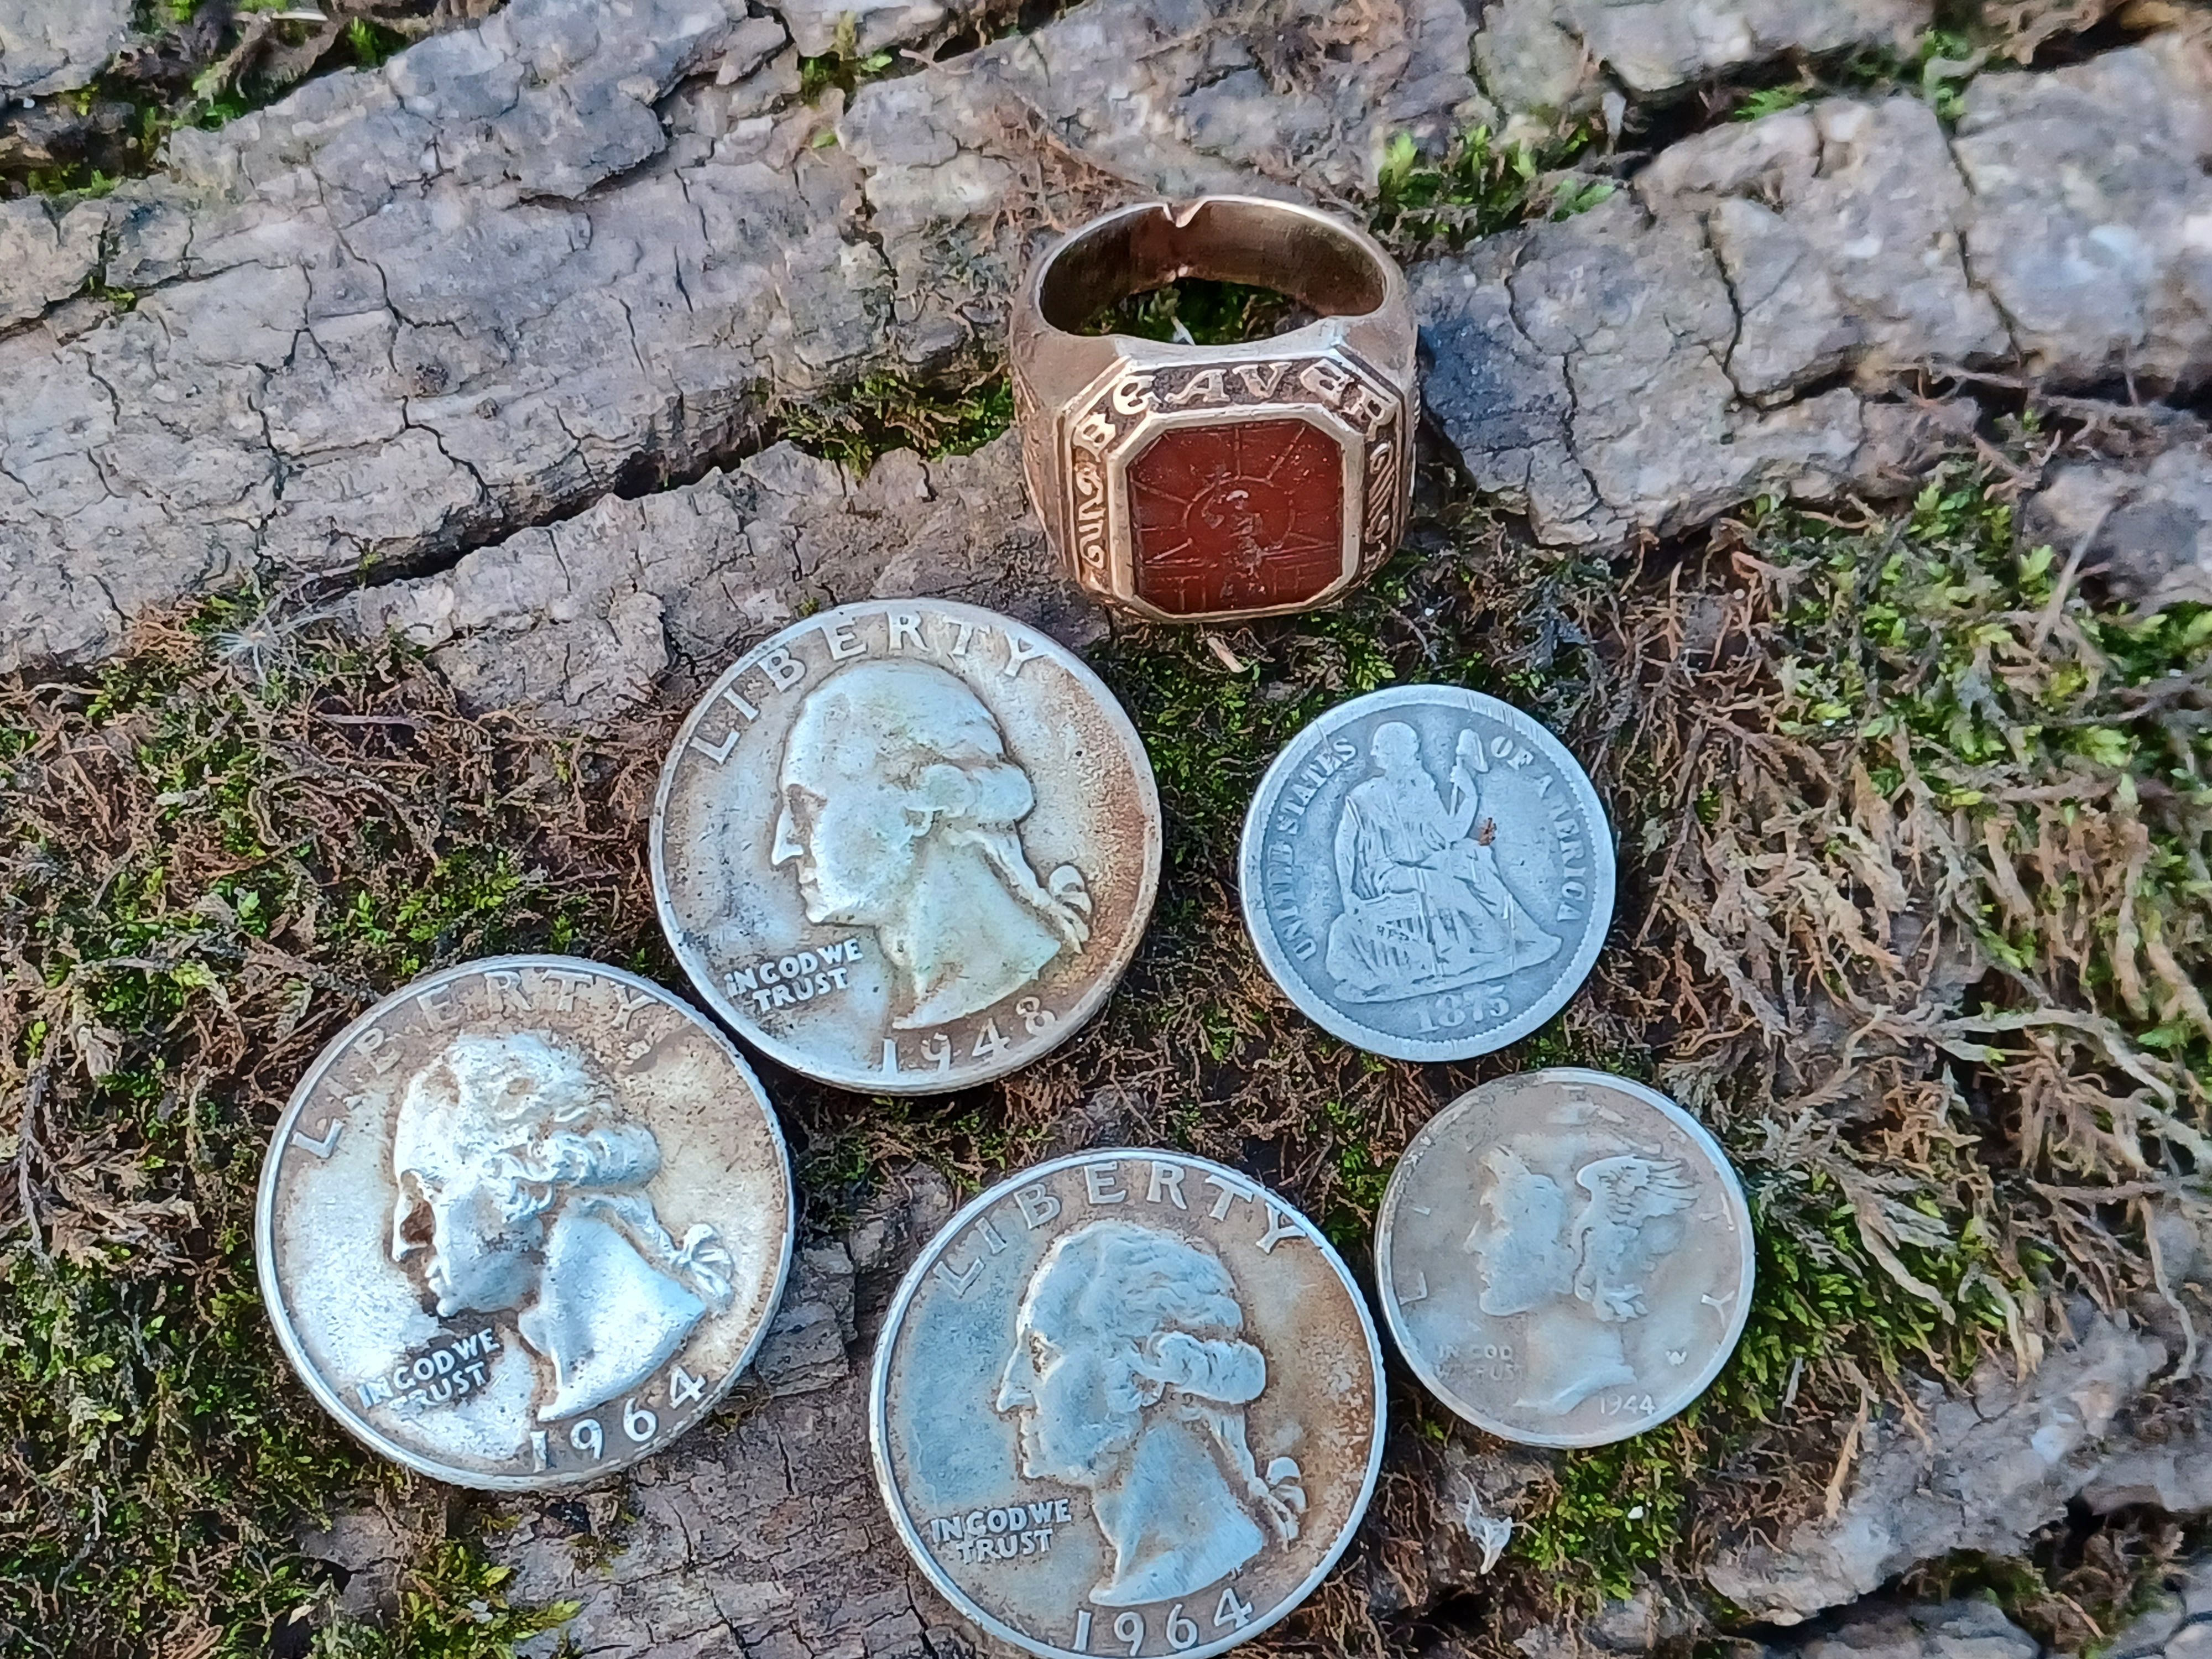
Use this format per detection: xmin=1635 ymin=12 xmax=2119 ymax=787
xmin=1239 ymin=684 xmax=1614 ymax=1061
xmin=256 ymin=957 xmax=794 ymax=1489
xmin=871 ymin=1150 xmax=1385 ymax=1659
xmin=653 ymin=601 xmax=1161 ymax=1094
xmin=1375 ymin=1070 xmax=1754 ymax=1448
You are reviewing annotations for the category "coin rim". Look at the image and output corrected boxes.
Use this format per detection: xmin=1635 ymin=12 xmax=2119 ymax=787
xmin=867 ymin=1147 xmax=1389 ymax=1659
xmin=1237 ymin=684 xmax=1616 ymax=1061
xmin=650 ymin=599 xmax=1164 ymax=1096
xmin=253 ymin=953 xmax=797 ymax=1491
xmin=1374 ymin=1067 xmax=1755 ymax=1449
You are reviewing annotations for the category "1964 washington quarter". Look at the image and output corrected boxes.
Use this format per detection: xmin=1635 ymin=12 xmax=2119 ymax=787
xmin=871 ymin=1150 xmax=1385 ymax=1659
xmin=1376 ymin=1070 xmax=1754 ymax=1448
xmin=1239 ymin=684 xmax=1614 ymax=1061
xmin=256 ymin=957 xmax=794 ymax=1489
xmin=653 ymin=600 xmax=1161 ymax=1094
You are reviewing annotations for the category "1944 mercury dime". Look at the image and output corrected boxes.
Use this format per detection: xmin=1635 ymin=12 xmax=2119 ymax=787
xmin=653 ymin=601 xmax=1162 ymax=1094
xmin=256 ymin=957 xmax=794 ymax=1489
xmin=1375 ymin=1070 xmax=1754 ymax=1448
xmin=870 ymin=1150 xmax=1385 ymax=1659
xmin=1239 ymin=684 xmax=1615 ymax=1061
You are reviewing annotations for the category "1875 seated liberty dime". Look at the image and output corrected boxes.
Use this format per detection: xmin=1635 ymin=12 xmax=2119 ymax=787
xmin=1375 ymin=1070 xmax=1754 ymax=1448
xmin=871 ymin=1151 xmax=1385 ymax=1659
xmin=1239 ymin=685 xmax=1614 ymax=1061
xmin=256 ymin=957 xmax=794 ymax=1489
xmin=653 ymin=601 xmax=1162 ymax=1094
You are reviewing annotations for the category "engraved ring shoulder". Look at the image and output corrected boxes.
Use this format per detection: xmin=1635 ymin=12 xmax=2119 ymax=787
xmin=1010 ymin=198 xmax=1419 ymax=624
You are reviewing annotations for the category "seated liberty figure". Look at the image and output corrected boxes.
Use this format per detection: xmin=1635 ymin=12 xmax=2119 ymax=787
xmin=994 ymin=1220 xmax=1307 ymax=1607
xmin=1324 ymin=721 xmax=1562 ymax=1003
xmin=1463 ymin=1144 xmax=1694 ymax=1416
xmin=389 ymin=1030 xmax=734 ymax=1425
xmin=771 ymin=660 xmax=1093 ymax=1030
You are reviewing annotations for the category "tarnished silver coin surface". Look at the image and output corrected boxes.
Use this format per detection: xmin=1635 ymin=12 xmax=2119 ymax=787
xmin=255 ymin=957 xmax=794 ymax=1490
xmin=1375 ymin=1069 xmax=1753 ymax=1448
xmin=1239 ymin=684 xmax=1614 ymax=1060
xmin=870 ymin=1150 xmax=1385 ymax=1659
xmin=653 ymin=600 xmax=1162 ymax=1094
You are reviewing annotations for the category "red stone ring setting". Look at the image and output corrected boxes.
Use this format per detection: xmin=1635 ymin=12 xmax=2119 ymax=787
xmin=1009 ymin=197 xmax=1419 ymax=624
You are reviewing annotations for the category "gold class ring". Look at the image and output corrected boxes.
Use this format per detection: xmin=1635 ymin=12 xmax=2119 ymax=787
xmin=1009 ymin=197 xmax=1419 ymax=624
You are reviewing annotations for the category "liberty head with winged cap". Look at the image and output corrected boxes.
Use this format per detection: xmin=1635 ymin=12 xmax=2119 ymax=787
xmin=1462 ymin=1140 xmax=1695 ymax=1416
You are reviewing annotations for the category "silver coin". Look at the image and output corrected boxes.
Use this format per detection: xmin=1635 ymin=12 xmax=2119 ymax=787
xmin=1375 ymin=1069 xmax=1754 ymax=1448
xmin=652 ymin=601 xmax=1162 ymax=1095
xmin=1238 ymin=684 xmax=1614 ymax=1061
xmin=255 ymin=956 xmax=794 ymax=1489
xmin=870 ymin=1150 xmax=1385 ymax=1659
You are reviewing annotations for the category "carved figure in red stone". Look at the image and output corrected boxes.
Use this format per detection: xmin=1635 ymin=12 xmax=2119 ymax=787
xmin=1126 ymin=418 xmax=1344 ymax=615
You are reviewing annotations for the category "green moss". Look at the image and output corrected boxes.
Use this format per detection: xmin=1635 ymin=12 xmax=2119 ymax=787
xmin=1318 ymin=1096 xmax=1391 ymax=1245
xmin=0 ymin=606 xmax=654 ymax=1655
xmin=1079 ymin=279 xmax=1300 ymax=346
xmin=1499 ymin=450 xmax=2210 ymax=1613
xmin=341 ymin=17 xmax=409 ymax=71
xmin=314 ymin=1542 xmax=580 ymax=1659
xmin=1734 ymin=84 xmax=1811 ymax=121
xmin=775 ymin=372 xmax=1015 ymax=472
xmin=1518 ymin=1433 xmax=1697 ymax=1603
xmin=1723 ymin=26 xmax=1984 ymax=127
xmin=1507 ymin=1170 xmax=2010 ymax=1604
xmin=797 ymin=13 xmax=898 ymax=103
xmin=1 ymin=1218 xmax=373 ymax=1655
xmin=1369 ymin=122 xmax=1613 ymax=257
xmin=1505 ymin=1016 xmax=1655 ymax=1082
xmin=1748 ymin=465 xmax=2212 ymax=1120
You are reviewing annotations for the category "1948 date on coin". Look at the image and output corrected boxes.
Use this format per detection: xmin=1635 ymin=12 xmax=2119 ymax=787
xmin=653 ymin=601 xmax=1162 ymax=1094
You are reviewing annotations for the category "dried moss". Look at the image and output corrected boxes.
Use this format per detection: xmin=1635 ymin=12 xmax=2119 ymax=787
xmin=1489 ymin=442 xmax=2212 ymax=1617
xmin=3 ymin=426 xmax=2206 ymax=1655
xmin=0 ymin=608 xmax=664 ymax=1655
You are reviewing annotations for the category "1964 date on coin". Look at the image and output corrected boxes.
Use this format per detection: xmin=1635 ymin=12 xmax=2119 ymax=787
xmin=255 ymin=957 xmax=794 ymax=1489
xmin=870 ymin=1150 xmax=1385 ymax=1658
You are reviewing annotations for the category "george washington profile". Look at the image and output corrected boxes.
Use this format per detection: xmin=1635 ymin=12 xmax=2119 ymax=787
xmin=994 ymin=1219 xmax=1306 ymax=1606
xmin=388 ymin=1030 xmax=733 ymax=1425
xmin=770 ymin=660 xmax=1093 ymax=1030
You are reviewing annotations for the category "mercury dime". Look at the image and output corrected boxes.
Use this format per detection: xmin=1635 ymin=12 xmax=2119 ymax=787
xmin=255 ymin=956 xmax=794 ymax=1489
xmin=653 ymin=600 xmax=1162 ymax=1094
xmin=870 ymin=1150 xmax=1385 ymax=1659
xmin=1238 ymin=684 xmax=1614 ymax=1061
xmin=1375 ymin=1069 xmax=1754 ymax=1448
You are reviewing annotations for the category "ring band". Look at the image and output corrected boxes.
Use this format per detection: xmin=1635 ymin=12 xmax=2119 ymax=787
xmin=1009 ymin=197 xmax=1419 ymax=624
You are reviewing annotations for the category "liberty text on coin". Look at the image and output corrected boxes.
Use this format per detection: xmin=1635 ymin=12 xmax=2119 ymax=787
xmin=870 ymin=1150 xmax=1385 ymax=1658
xmin=653 ymin=601 xmax=1162 ymax=1094
xmin=256 ymin=956 xmax=795 ymax=1489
